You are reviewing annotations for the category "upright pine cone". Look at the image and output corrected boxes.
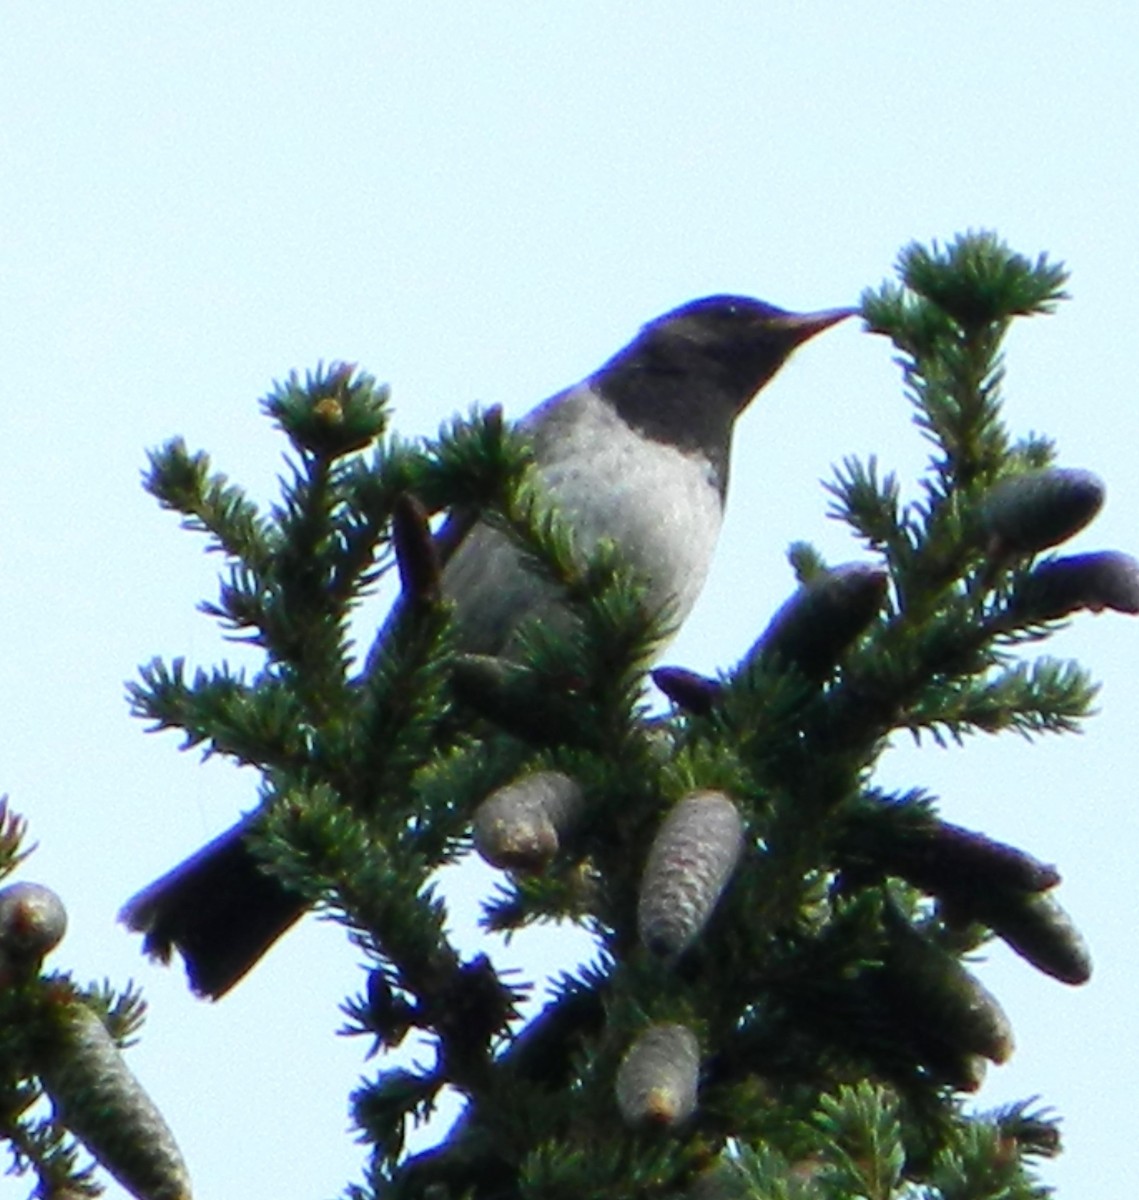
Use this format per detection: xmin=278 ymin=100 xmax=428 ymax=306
xmin=37 ymin=999 xmax=191 ymax=1200
xmin=614 ymin=1023 xmax=700 ymax=1128
xmin=638 ymin=791 xmax=745 ymax=958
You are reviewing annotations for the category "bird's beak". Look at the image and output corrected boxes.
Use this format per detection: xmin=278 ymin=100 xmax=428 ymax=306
xmin=774 ymin=306 xmax=859 ymax=346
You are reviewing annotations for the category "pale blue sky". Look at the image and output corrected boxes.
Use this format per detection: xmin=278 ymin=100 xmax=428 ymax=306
xmin=3 ymin=5 xmax=1138 ymax=1198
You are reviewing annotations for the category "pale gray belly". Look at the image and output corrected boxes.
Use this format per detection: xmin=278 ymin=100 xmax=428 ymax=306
xmin=442 ymin=396 xmax=723 ymax=659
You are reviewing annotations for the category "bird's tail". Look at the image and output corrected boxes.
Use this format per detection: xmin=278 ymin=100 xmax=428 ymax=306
xmin=119 ymin=815 xmax=305 ymax=999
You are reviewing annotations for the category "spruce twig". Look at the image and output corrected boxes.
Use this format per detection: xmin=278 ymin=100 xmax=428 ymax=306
xmin=118 ymin=233 xmax=1131 ymax=1198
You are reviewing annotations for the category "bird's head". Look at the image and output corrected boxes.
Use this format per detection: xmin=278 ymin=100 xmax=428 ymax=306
xmin=635 ymin=294 xmax=857 ymax=414
xmin=591 ymin=294 xmax=856 ymax=496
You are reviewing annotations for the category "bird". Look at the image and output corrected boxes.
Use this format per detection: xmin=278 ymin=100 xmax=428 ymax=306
xmin=120 ymin=294 xmax=855 ymax=998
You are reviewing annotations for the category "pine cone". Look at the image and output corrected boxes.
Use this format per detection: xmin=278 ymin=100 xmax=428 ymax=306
xmin=743 ymin=562 xmax=888 ymax=681
xmin=615 ymin=1023 xmax=700 ymax=1128
xmin=473 ymin=770 xmax=584 ymax=870
xmin=0 ymin=882 xmax=67 ymax=972
xmin=638 ymin=791 xmax=745 ymax=957
xmin=1011 ymin=550 xmax=1139 ymax=621
xmin=37 ymin=999 xmax=191 ymax=1200
xmin=981 ymin=467 xmax=1104 ymax=554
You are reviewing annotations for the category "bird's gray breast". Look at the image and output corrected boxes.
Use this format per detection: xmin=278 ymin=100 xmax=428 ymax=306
xmin=442 ymin=386 xmax=724 ymax=658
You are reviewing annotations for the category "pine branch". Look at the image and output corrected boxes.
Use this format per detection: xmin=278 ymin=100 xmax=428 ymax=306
xmin=903 ymin=657 xmax=1098 ymax=744
xmin=118 ymin=234 xmax=1133 ymax=1199
xmin=128 ymin=656 xmax=311 ymax=768
xmin=143 ymin=437 xmax=274 ymax=569
xmin=0 ymin=809 xmax=186 ymax=1199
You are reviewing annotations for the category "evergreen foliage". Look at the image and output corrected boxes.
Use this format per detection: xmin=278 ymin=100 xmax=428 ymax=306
xmin=0 ymin=801 xmax=187 ymax=1200
xmin=3 ymin=233 xmax=1133 ymax=1198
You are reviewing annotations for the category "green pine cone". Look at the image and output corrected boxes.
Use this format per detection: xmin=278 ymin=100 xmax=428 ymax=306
xmin=683 ymin=1159 xmax=751 ymax=1199
xmin=638 ymin=791 xmax=745 ymax=958
xmin=614 ymin=1022 xmax=700 ymax=1128
xmin=982 ymin=890 xmax=1092 ymax=985
xmin=743 ymin=562 xmax=888 ymax=681
xmin=472 ymin=770 xmax=584 ymax=870
xmin=37 ymin=1000 xmax=191 ymax=1200
xmin=651 ymin=666 xmax=723 ymax=716
xmin=450 ymin=653 xmax=583 ymax=745
xmin=981 ymin=467 xmax=1104 ymax=554
xmin=1011 ymin=550 xmax=1139 ymax=622
xmin=880 ymin=924 xmax=1015 ymax=1065
xmin=865 ymin=816 xmax=1059 ymax=898
xmin=922 ymin=1047 xmax=989 ymax=1093
xmin=392 ymin=491 xmax=443 ymax=606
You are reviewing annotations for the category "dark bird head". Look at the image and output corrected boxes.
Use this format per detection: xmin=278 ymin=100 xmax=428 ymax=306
xmin=597 ymin=294 xmax=856 ymax=493
xmin=638 ymin=295 xmax=856 ymax=407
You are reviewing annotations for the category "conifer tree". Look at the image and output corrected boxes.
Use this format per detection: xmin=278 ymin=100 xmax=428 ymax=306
xmin=0 ymin=802 xmax=189 ymax=1200
xmin=3 ymin=233 xmax=1133 ymax=1199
